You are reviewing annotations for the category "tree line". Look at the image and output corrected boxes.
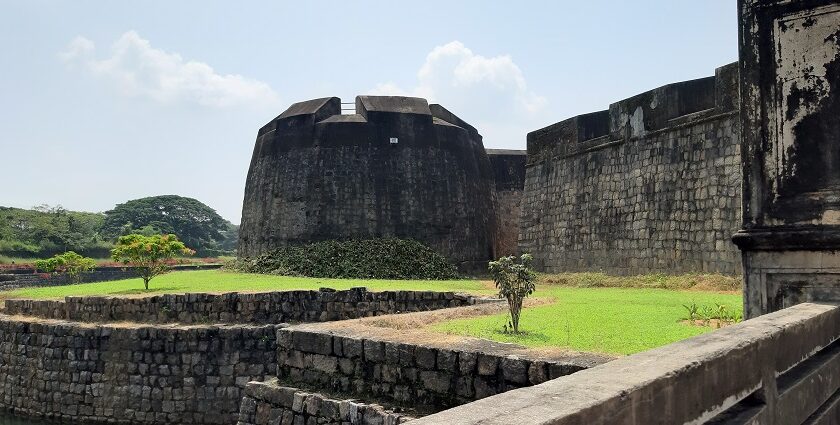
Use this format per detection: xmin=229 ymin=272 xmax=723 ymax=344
xmin=0 ymin=195 xmax=238 ymax=259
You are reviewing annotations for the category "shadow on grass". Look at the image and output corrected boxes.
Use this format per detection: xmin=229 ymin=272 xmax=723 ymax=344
xmin=488 ymin=328 xmax=553 ymax=343
xmin=108 ymin=287 xmax=181 ymax=296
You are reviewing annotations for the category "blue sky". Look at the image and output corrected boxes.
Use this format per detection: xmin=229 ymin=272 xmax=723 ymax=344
xmin=0 ymin=1 xmax=738 ymax=223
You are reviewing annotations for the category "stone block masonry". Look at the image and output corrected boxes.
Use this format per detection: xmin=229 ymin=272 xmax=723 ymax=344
xmin=236 ymin=379 xmax=413 ymax=425
xmin=4 ymin=288 xmax=477 ymax=324
xmin=275 ymin=324 xmax=593 ymax=411
xmin=238 ymin=96 xmax=498 ymax=270
xmin=0 ymin=292 xmax=596 ymax=424
xmin=0 ymin=315 xmax=279 ymax=424
xmin=487 ymin=149 xmax=527 ymax=256
xmin=520 ymin=63 xmax=742 ymax=275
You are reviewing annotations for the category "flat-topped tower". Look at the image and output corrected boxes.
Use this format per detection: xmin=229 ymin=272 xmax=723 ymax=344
xmin=238 ymin=95 xmax=498 ymax=268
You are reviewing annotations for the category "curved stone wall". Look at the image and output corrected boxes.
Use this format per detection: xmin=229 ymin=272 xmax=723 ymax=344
xmin=238 ymin=96 xmax=497 ymax=268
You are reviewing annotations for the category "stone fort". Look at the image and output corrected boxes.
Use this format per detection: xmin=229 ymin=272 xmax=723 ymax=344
xmin=239 ymin=67 xmax=742 ymax=276
xmin=2 ymin=1 xmax=840 ymax=424
xmin=238 ymin=96 xmax=526 ymax=270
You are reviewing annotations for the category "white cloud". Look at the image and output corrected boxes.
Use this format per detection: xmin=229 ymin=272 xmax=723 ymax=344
xmin=60 ymin=31 xmax=279 ymax=108
xmin=370 ymin=41 xmax=547 ymax=147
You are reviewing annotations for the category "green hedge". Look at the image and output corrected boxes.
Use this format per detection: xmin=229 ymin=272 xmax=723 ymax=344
xmin=232 ymin=239 xmax=458 ymax=280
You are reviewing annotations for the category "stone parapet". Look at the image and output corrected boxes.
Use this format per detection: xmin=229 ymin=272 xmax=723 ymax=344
xmin=4 ymin=288 xmax=477 ymax=324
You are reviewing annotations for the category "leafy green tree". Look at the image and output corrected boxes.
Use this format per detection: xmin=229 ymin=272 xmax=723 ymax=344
xmin=101 ymin=195 xmax=231 ymax=256
xmin=218 ymin=223 xmax=240 ymax=253
xmin=0 ymin=205 xmax=108 ymax=258
xmin=111 ymin=234 xmax=194 ymax=290
xmin=488 ymin=253 xmax=537 ymax=334
xmin=34 ymin=251 xmax=97 ymax=284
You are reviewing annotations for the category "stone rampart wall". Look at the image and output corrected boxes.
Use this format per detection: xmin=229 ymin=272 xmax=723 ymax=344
xmin=520 ymin=63 xmax=742 ymax=275
xmin=275 ymin=325 xmax=588 ymax=411
xmin=236 ymin=379 xmax=413 ymax=425
xmin=0 ymin=316 xmax=279 ymax=424
xmin=4 ymin=289 xmax=475 ymax=324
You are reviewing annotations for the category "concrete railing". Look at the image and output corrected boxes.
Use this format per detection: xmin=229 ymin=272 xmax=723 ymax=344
xmin=410 ymin=302 xmax=840 ymax=424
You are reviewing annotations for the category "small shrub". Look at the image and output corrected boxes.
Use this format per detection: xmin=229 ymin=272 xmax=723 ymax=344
xmin=34 ymin=251 xmax=97 ymax=284
xmin=488 ymin=253 xmax=536 ymax=334
xmin=229 ymin=239 xmax=458 ymax=280
xmin=682 ymin=301 xmax=742 ymax=327
xmin=682 ymin=302 xmax=700 ymax=321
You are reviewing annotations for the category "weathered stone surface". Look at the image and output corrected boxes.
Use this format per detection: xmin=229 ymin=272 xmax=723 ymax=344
xmin=500 ymin=358 xmax=528 ymax=385
xmin=476 ymin=355 xmax=498 ymax=376
xmin=486 ymin=149 xmax=527 ymax=256
xmin=275 ymin=325 xmax=596 ymax=410
xmin=238 ymin=95 xmax=497 ymax=269
xmin=0 ymin=314 xmax=279 ymax=424
xmin=734 ymin=0 xmax=840 ymax=318
xmin=237 ymin=380 xmax=413 ymax=425
xmin=520 ymin=63 xmax=742 ymax=276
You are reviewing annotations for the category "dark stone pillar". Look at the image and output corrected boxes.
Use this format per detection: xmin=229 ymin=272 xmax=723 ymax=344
xmin=734 ymin=0 xmax=840 ymax=317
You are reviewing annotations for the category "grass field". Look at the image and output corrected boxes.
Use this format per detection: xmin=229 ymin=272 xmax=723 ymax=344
xmin=2 ymin=269 xmax=489 ymax=299
xmin=0 ymin=269 xmax=742 ymax=355
xmin=432 ymin=286 xmax=741 ymax=355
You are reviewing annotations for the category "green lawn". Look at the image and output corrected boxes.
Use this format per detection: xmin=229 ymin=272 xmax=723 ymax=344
xmin=433 ymin=287 xmax=742 ymax=355
xmin=2 ymin=269 xmax=490 ymax=299
xmin=1 ymin=269 xmax=742 ymax=356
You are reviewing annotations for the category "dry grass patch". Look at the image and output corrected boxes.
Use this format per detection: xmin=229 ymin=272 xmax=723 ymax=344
xmin=350 ymin=297 xmax=552 ymax=330
xmin=538 ymin=272 xmax=741 ymax=292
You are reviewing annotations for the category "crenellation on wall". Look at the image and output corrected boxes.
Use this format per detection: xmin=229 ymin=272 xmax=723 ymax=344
xmin=520 ymin=63 xmax=743 ymax=275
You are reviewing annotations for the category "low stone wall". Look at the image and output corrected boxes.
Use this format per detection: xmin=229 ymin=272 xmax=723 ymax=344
xmin=409 ymin=302 xmax=840 ymax=424
xmin=0 ymin=315 xmax=279 ymax=424
xmin=236 ymin=379 xmax=413 ymax=425
xmin=276 ymin=325 xmax=590 ymax=411
xmin=0 ymin=264 xmax=222 ymax=290
xmin=4 ymin=289 xmax=476 ymax=324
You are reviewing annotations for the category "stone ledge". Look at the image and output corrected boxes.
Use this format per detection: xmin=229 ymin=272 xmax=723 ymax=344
xmin=237 ymin=379 xmax=414 ymax=425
